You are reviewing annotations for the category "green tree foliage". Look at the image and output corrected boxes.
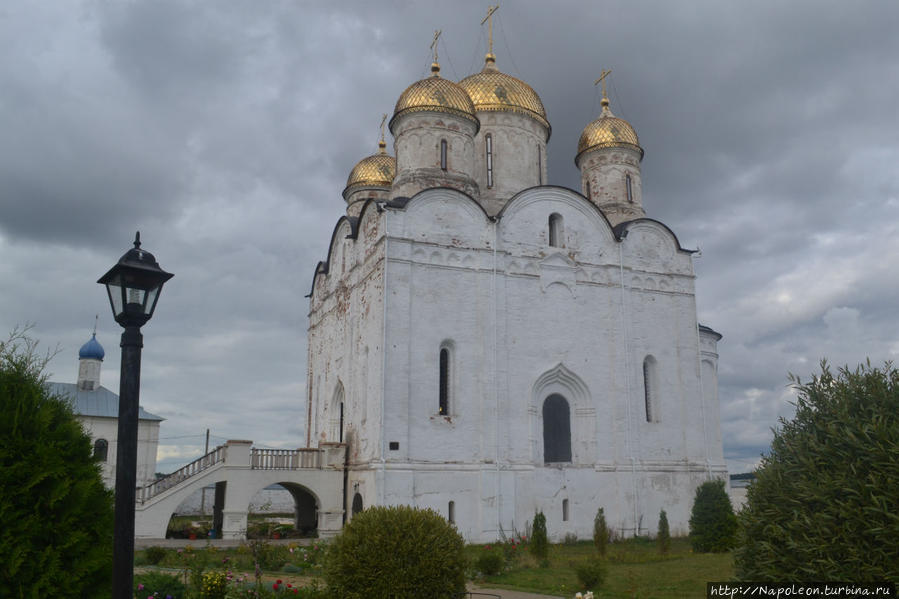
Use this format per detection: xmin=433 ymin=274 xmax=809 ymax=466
xmin=0 ymin=328 xmax=114 ymax=597
xmin=324 ymin=505 xmax=466 ymax=599
xmin=530 ymin=511 xmax=549 ymax=562
xmin=574 ymin=556 xmax=607 ymax=591
xmin=735 ymin=361 xmax=899 ymax=582
xmin=657 ymin=509 xmax=671 ymax=555
xmin=689 ymin=480 xmax=737 ymax=553
xmin=593 ymin=507 xmax=608 ymax=556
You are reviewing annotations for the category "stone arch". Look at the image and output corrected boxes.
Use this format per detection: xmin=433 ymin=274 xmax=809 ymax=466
xmin=531 ymin=363 xmax=595 ymax=464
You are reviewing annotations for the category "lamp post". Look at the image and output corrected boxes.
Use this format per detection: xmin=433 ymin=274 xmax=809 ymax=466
xmin=98 ymin=232 xmax=173 ymax=599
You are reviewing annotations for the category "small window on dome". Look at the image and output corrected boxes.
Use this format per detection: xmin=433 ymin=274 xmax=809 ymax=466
xmin=586 ymin=180 xmax=591 ymax=198
xmin=626 ymin=174 xmax=633 ymax=203
xmin=485 ymin=134 xmax=493 ymax=188
xmin=440 ymin=139 xmax=448 ymax=171
xmin=537 ymin=145 xmax=543 ymax=185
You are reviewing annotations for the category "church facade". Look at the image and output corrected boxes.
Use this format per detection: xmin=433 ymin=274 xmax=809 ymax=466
xmin=306 ymin=49 xmax=725 ymax=541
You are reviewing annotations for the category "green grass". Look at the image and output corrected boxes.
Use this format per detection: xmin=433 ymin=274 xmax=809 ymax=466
xmin=476 ymin=537 xmax=734 ymax=598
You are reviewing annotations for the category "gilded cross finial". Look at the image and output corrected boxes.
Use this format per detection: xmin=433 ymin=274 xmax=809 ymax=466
xmin=594 ymin=69 xmax=612 ymax=99
xmin=378 ymin=113 xmax=388 ymax=152
xmin=430 ymin=29 xmax=441 ymax=63
xmin=481 ymin=5 xmax=499 ymax=57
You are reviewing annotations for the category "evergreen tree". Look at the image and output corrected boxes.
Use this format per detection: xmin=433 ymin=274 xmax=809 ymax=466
xmin=530 ymin=511 xmax=549 ymax=562
xmin=735 ymin=361 xmax=899 ymax=582
xmin=657 ymin=509 xmax=670 ymax=555
xmin=593 ymin=507 xmax=608 ymax=556
xmin=0 ymin=328 xmax=113 ymax=597
xmin=689 ymin=480 xmax=737 ymax=553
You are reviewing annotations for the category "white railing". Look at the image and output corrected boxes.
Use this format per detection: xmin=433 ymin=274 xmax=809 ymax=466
xmin=137 ymin=444 xmax=226 ymax=503
xmin=251 ymin=448 xmax=321 ymax=470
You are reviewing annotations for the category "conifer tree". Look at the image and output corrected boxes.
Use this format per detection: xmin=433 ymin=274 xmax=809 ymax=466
xmin=593 ymin=507 xmax=608 ymax=556
xmin=657 ymin=509 xmax=671 ymax=555
xmin=0 ymin=328 xmax=113 ymax=598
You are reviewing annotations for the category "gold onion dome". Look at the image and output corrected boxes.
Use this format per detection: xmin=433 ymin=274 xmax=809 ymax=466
xmin=459 ymin=54 xmax=550 ymax=134
xmin=390 ymin=62 xmax=478 ymax=132
xmin=576 ymin=97 xmax=644 ymax=164
xmin=343 ymin=140 xmax=396 ymax=199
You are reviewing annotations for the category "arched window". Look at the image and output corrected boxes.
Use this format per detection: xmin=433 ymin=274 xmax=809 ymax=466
xmin=485 ymin=134 xmax=494 ymax=188
xmin=585 ymin=180 xmax=591 ymax=198
xmin=440 ymin=139 xmax=448 ymax=171
xmin=542 ymin=394 xmax=571 ymax=463
xmin=643 ymin=356 xmax=657 ymax=423
xmin=562 ymin=498 xmax=569 ymax=522
xmin=548 ymin=213 xmax=563 ymax=248
xmin=93 ymin=438 xmax=108 ymax=462
xmin=439 ymin=346 xmax=450 ymax=415
xmin=448 ymin=500 xmax=455 ymax=523
xmin=330 ymin=384 xmax=345 ymax=442
xmin=352 ymin=492 xmax=363 ymax=516
xmin=626 ymin=174 xmax=633 ymax=203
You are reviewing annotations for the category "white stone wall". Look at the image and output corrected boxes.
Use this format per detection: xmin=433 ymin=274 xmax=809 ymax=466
xmin=578 ymin=147 xmax=644 ymax=226
xmin=390 ymin=112 xmax=479 ymax=199
xmin=77 ymin=415 xmax=160 ymax=489
xmin=307 ymin=185 xmax=726 ymax=542
xmin=472 ymin=112 xmax=549 ymax=215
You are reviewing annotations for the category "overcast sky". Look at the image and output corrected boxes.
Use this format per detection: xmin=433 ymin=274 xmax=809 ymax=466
xmin=2 ymin=1 xmax=897 ymax=476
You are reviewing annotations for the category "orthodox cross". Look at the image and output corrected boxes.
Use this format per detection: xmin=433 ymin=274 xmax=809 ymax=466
xmin=481 ymin=5 xmax=499 ymax=55
xmin=594 ymin=68 xmax=612 ymax=99
xmin=379 ymin=113 xmax=387 ymax=144
xmin=430 ymin=29 xmax=442 ymax=63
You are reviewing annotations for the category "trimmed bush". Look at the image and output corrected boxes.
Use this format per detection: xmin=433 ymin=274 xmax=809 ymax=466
xmin=735 ymin=361 xmax=899 ymax=581
xmin=0 ymin=329 xmax=113 ymax=598
xmin=575 ymin=557 xmax=607 ymax=591
xmin=475 ymin=547 xmax=504 ymax=576
xmin=657 ymin=509 xmax=670 ymax=555
xmin=593 ymin=507 xmax=608 ymax=556
xmin=689 ymin=480 xmax=737 ymax=553
xmin=324 ymin=505 xmax=466 ymax=599
xmin=143 ymin=545 xmax=168 ymax=565
xmin=530 ymin=511 xmax=548 ymax=562
xmin=135 ymin=571 xmax=187 ymax=599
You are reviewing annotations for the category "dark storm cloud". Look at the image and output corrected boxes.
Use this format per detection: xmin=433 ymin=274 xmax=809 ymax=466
xmin=2 ymin=1 xmax=897 ymax=475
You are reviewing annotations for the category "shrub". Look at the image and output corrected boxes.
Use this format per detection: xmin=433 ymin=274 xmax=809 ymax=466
xmin=135 ymin=571 xmax=187 ymax=599
xmin=562 ymin=532 xmax=578 ymax=545
xmin=324 ymin=505 xmax=466 ymax=599
xmin=143 ymin=545 xmax=169 ymax=565
xmin=475 ymin=547 xmax=504 ymax=576
xmin=735 ymin=361 xmax=899 ymax=581
xmin=593 ymin=507 xmax=608 ymax=556
xmin=200 ymin=570 xmax=227 ymax=599
xmin=689 ymin=479 xmax=737 ymax=553
xmin=657 ymin=509 xmax=670 ymax=555
xmin=0 ymin=328 xmax=114 ymax=598
xmin=574 ymin=557 xmax=607 ymax=591
xmin=530 ymin=511 xmax=548 ymax=562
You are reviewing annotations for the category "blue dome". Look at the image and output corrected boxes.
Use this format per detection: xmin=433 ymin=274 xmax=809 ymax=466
xmin=79 ymin=334 xmax=105 ymax=360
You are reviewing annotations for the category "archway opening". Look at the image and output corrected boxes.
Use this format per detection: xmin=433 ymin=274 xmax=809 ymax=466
xmin=352 ymin=492 xmax=363 ymax=517
xmin=543 ymin=393 xmax=572 ymax=463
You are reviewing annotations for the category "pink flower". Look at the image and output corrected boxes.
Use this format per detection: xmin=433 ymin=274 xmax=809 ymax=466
xmin=138 ymin=584 xmax=144 ymax=590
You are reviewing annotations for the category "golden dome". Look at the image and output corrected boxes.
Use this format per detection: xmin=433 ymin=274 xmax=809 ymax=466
xmin=459 ymin=55 xmax=550 ymax=132
xmin=343 ymin=140 xmax=396 ymax=199
xmin=390 ymin=63 xmax=478 ymax=132
xmin=576 ymin=97 xmax=643 ymax=164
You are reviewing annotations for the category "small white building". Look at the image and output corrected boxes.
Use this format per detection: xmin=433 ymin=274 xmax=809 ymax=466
xmin=305 ymin=48 xmax=727 ymax=542
xmin=47 ymin=333 xmax=162 ymax=489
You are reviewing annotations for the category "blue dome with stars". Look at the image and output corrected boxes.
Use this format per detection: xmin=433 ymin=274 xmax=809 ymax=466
xmin=78 ymin=334 xmax=105 ymax=360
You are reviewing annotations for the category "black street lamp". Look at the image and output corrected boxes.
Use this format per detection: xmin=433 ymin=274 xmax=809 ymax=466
xmin=98 ymin=232 xmax=173 ymax=599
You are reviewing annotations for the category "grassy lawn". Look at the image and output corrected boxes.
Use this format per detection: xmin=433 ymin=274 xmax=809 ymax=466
xmin=476 ymin=537 xmax=734 ymax=598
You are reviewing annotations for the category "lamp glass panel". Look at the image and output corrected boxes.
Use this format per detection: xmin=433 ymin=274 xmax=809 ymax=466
xmin=106 ymin=282 xmax=124 ymax=316
xmin=144 ymin=287 xmax=160 ymax=317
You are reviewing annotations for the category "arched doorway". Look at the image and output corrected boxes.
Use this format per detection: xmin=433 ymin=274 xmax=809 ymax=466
xmin=351 ymin=492 xmax=363 ymax=517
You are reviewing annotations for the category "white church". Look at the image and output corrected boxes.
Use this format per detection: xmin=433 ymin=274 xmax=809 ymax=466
xmin=305 ymin=42 xmax=726 ymax=541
